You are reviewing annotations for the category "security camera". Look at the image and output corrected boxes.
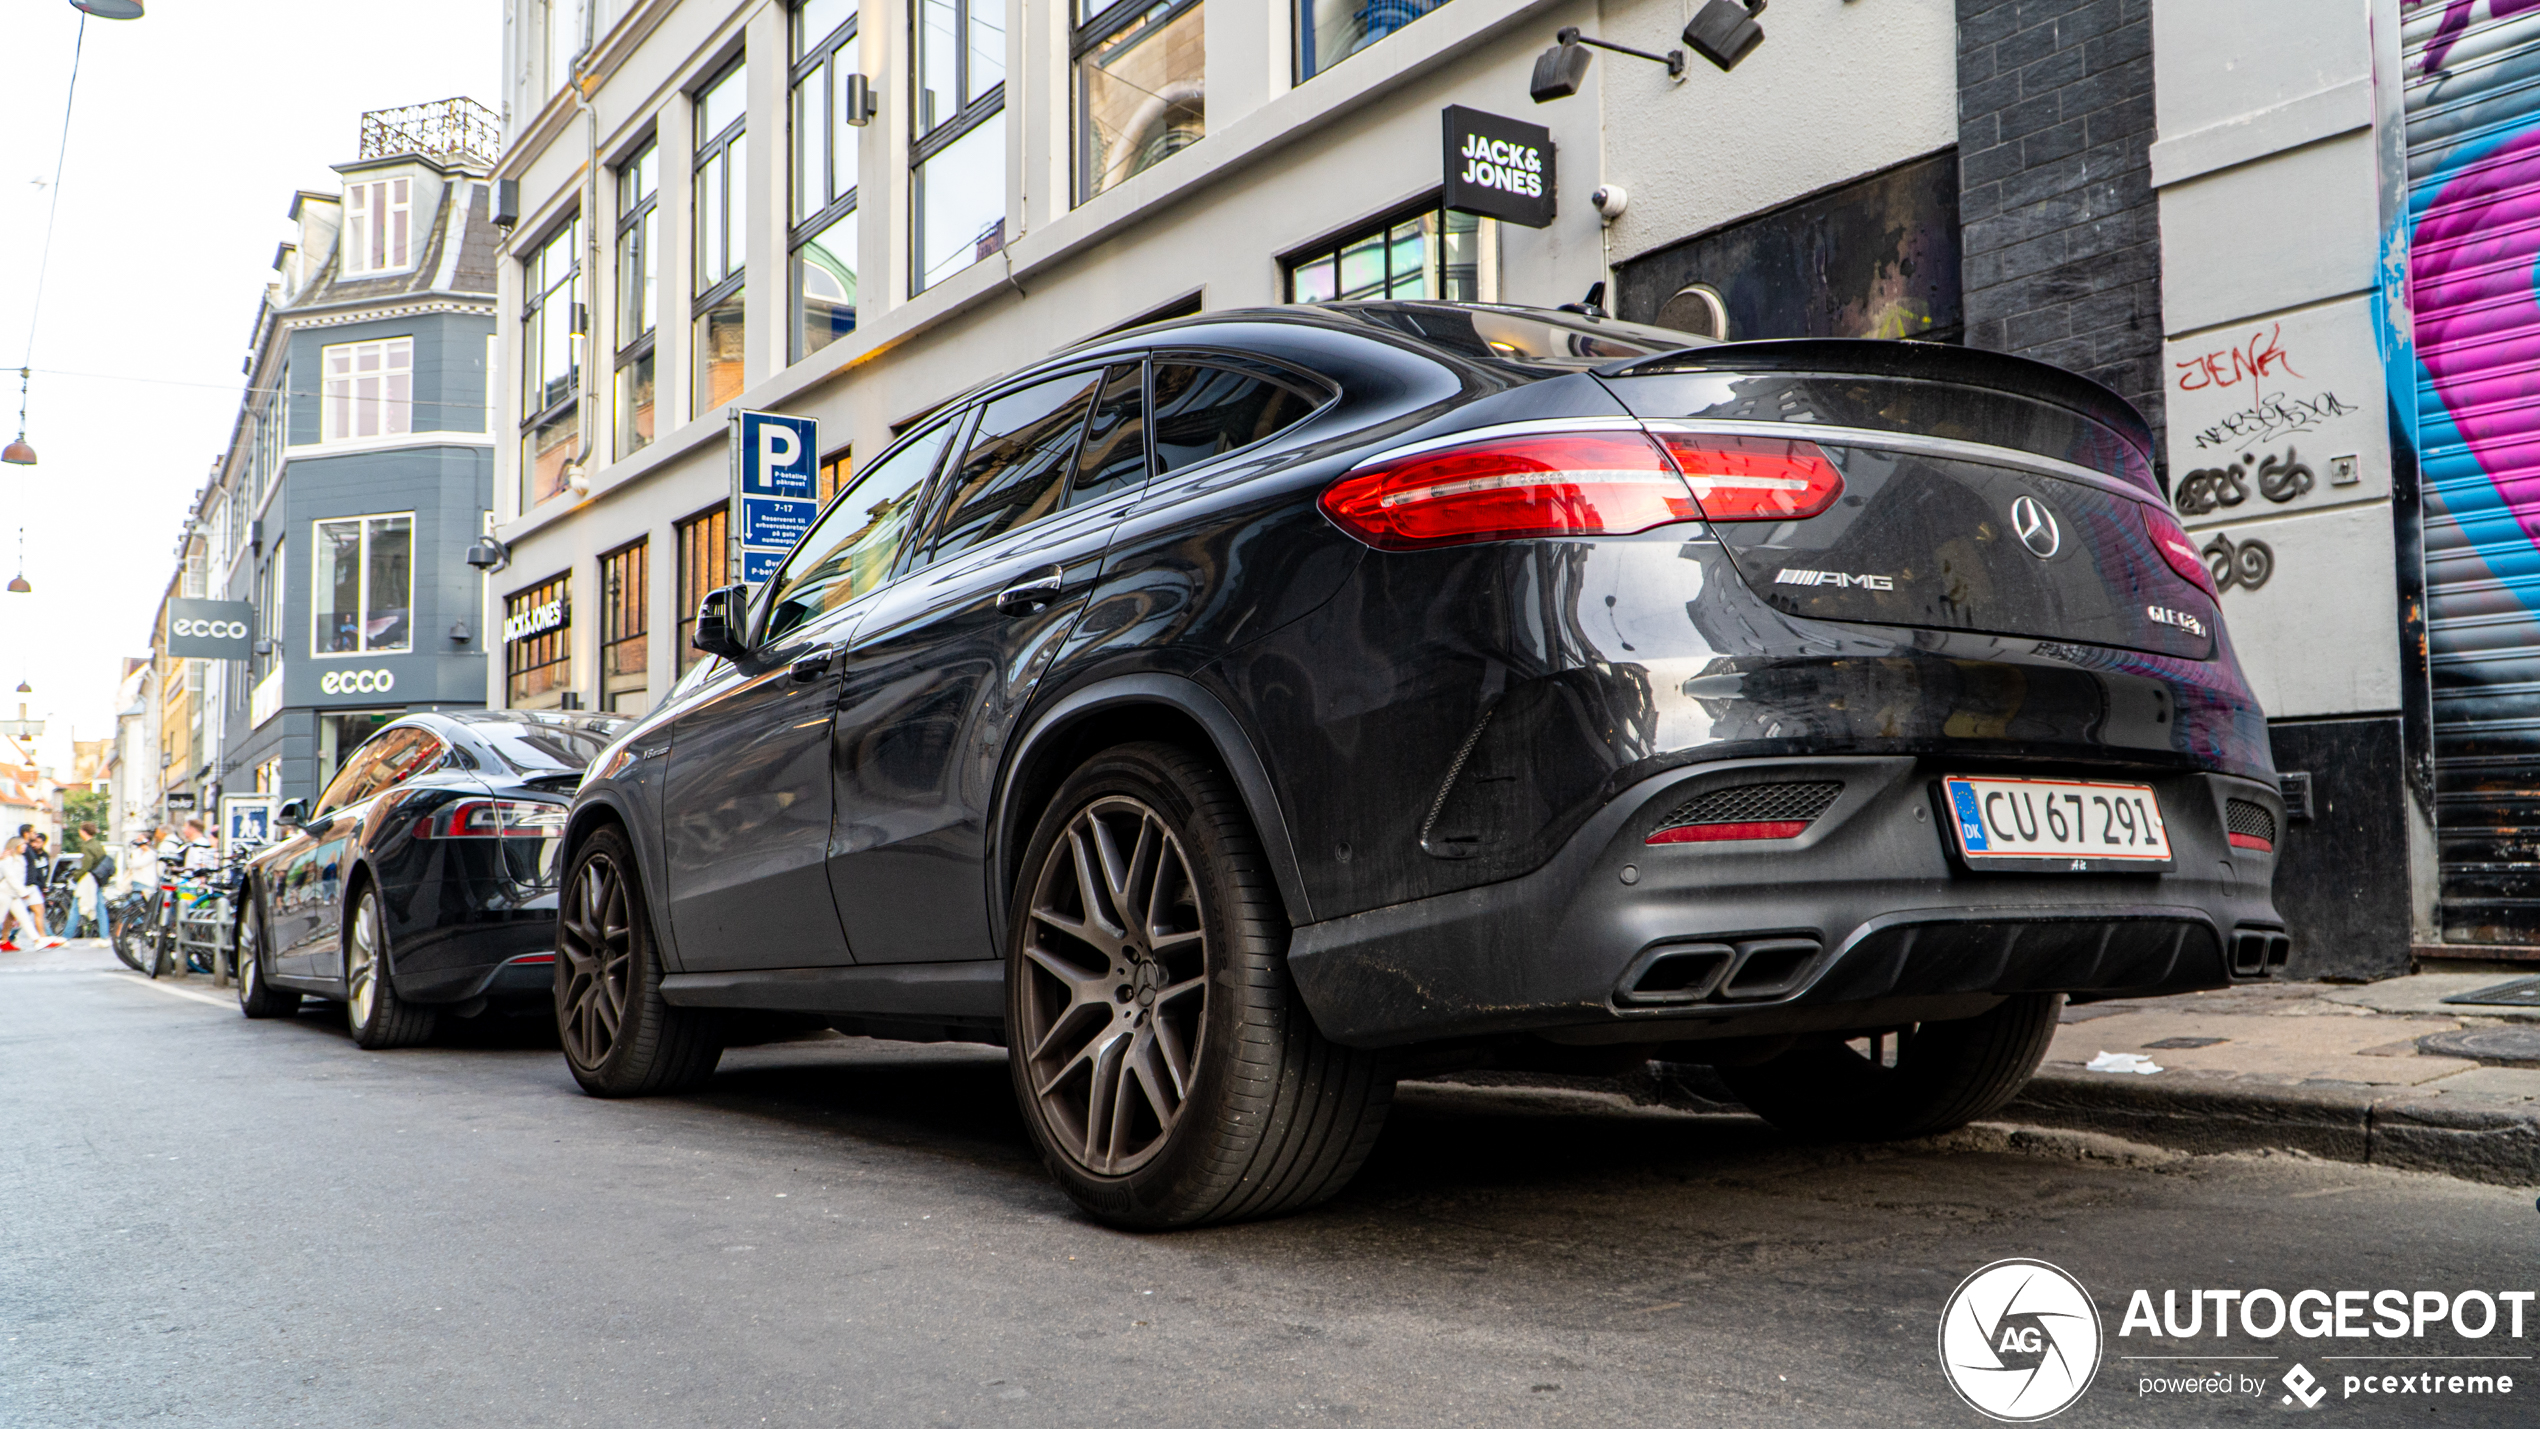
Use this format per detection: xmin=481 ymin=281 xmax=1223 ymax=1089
xmin=1592 ymin=184 xmax=1629 ymax=222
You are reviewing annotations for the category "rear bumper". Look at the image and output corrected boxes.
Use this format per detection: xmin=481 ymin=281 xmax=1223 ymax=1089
xmin=380 ymin=876 xmax=560 ymax=1004
xmin=1285 ymin=755 xmax=2285 ymax=1049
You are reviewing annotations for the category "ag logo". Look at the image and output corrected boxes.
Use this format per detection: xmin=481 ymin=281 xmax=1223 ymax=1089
xmin=319 ymin=668 xmax=395 ymax=695
xmin=1939 ymin=1259 xmax=2101 ymax=1421
xmin=170 ymin=617 xmax=249 ymax=639
xmin=2010 ymin=495 xmax=2063 ymax=559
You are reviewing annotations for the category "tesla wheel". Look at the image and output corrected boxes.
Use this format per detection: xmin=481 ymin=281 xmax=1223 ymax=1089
xmin=555 ymin=825 xmax=722 ymax=1097
xmin=344 ymin=886 xmax=436 ymax=1049
xmin=1007 ymin=743 xmax=1395 ymax=1230
xmin=1717 ymin=993 xmax=2064 ymax=1141
xmin=235 ymin=899 xmax=299 ymax=1020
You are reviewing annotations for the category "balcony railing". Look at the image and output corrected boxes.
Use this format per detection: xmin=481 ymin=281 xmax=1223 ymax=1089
xmin=359 ymin=97 xmax=501 ymax=168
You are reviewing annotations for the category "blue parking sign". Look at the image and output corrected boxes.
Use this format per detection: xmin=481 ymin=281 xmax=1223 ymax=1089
xmin=731 ymin=409 xmax=821 ymax=590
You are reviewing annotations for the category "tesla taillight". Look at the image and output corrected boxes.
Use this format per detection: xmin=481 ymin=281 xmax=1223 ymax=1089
xmin=2140 ymin=503 xmax=2219 ymax=596
xmin=1318 ymin=430 xmax=1700 ymax=550
xmin=1646 ymin=820 xmax=1810 ymax=844
xmin=1651 ymin=433 xmax=1845 ymax=521
xmin=427 ymin=799 xmax=567 ymax=838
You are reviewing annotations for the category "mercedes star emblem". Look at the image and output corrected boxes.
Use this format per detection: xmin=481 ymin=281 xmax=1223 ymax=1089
xmin=2011 ymin=494 xmax=2062 ymax=559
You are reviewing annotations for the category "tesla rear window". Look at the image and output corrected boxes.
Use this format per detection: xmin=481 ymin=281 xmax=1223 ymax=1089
xmin=470 ymin=719 xmax=620 ymax=774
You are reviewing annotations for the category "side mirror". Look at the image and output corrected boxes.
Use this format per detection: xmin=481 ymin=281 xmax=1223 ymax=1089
xmin=691 ymin=582 xmax=752 ymax=660
xmin=276 ymin=798 xmax=308 ymax=828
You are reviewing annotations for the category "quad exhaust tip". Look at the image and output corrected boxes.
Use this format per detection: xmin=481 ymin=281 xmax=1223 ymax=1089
xmin=1619 ymin=936 xmax=1823 ymax=1006
xmin=2229 ymin=925 xmax=2291 ymax=978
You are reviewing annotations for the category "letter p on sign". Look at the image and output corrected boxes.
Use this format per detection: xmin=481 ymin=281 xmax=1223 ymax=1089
xmin=759 ymin=424 xmax=800 ymax=475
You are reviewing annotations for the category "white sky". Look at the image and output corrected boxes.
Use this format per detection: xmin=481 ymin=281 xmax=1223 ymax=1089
xmin=0 ymin=1 xmax=501 ymax=772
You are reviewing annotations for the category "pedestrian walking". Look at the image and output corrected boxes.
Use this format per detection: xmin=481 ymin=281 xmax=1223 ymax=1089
xmin=64 ymin=821 xmax=112 ymax=940
xmin=0 ymin=837 xmax=62 ymax=950
xmin=22 ymin=828 xmax=51 ymax=932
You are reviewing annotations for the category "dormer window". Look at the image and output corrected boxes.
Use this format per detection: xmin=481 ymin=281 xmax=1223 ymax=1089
xmin=345 ymin=178 xmax=413 ymax=276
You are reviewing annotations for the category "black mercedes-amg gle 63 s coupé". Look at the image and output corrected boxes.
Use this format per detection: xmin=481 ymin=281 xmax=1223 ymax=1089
xmin=235 ymin=709 xmax=625 ymax=1045
xmin=553 ymin=301 xmax=2286 ymax=1227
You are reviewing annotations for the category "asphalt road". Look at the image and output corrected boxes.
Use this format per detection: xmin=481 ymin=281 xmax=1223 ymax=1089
xmin=5 ymin=944 xmax=2535 ymax=1428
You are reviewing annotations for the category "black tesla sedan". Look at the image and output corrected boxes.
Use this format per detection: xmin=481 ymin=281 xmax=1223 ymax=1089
xmin=235 ymin=709 xmax=626 ymax=1046
xmin=553 ymin=301 xmax=2285 ymax=1227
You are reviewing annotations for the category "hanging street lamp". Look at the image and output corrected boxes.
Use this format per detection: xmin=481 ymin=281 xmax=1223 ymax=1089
xmin=3 ymin=370 xmax=33 ymax=466
xmin=67 ymin=1 xmax=146 ymax=18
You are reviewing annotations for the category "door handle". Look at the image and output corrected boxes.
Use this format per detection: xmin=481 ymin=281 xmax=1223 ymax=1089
xmin=789 ymin=648 xmax=838 ymax=682
xmin=995 ymin=565 xmax=1067 ymax=617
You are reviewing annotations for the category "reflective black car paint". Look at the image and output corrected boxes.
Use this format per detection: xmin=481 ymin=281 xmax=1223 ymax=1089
xmin=247 ymin=710 xmax=623 ymax=1006
xmin=566 ymin=304 xmax=2283 ymax=1050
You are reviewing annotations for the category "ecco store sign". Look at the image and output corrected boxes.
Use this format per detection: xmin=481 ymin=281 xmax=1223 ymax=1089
xmin=318 ymin=669 xmax=396 ymax=695
xmin=1442 ymin=105 xmax=1556 ymax=229
xmin=165 ymin=598 xmax=255 ymax=660
xmin=504 ymin=598 xmax=566 ymax=644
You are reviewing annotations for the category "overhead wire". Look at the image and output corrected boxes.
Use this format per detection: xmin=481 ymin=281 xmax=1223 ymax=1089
xmin=19 ymin=13 xmax=89 ymax=370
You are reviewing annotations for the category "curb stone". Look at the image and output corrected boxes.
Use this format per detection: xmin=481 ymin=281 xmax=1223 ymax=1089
xmin=2007 ymin=1065 xmax=2540 ymax=1187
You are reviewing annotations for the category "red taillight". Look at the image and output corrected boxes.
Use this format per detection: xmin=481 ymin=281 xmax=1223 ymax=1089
xmin=1652 ymin=433 xmax=1845 ymax=521
xmin=427 ymin=799 xmax=568 ymax=838
xmin=1319 ymin=430 xmax=1700 ymax=550
xmin=1646 ymin=820 xmax=1811 ymax=844
xmin=2227 ymin=832 xmax=2274 ymax=853
xmin=2140 ymin=504 xmax=2219 ymax=596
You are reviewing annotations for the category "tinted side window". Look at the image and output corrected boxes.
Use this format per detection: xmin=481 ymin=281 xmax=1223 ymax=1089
xmin=1151 ymin=362 xmax=1319 ymax=475
xmin=923 ymin=371 xmax=1103 ymax=563
xmin=1069 ymin=363 xmax=1147 ymax=504
xmin=763 ymin=419 xmax=957 ymax=642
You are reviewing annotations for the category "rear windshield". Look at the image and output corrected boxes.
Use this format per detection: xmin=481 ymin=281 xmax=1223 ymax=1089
xmin=1713 ymin=447 xmax=2216 ymax=660
xmin=464 ymin=716 xmax=624 ymax=774
xmin=1332 ymin=303 xmax=1701 ymax=369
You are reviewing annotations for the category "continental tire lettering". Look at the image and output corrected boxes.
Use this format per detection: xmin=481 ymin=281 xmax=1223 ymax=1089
xmin=319 ymin=669 xmax=396 ymax=695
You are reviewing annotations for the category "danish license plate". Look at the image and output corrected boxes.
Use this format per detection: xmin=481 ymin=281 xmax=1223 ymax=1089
xmin=1942 ymin=776 xmax=2172 ymax=871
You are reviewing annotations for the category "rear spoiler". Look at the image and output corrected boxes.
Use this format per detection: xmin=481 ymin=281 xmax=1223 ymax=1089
xmin=1599 ymin=338 xmax=2161 ymax=496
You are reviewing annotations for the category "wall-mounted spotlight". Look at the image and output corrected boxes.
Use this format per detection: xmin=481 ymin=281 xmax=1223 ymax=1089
xmin=1530 ymin=0 xmax=1767 ymax=103
xmin=464 ymin=535 xmax=509 ymax=572
xmin=844 ymin=73 xmax=879 ymax=127
xmin=1684 ymin=0 xmax=1768 ymax=72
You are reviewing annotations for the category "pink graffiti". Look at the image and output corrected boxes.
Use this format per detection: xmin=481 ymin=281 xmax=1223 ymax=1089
xmin=2423 ymin=0 xmax=2540 ymax=78
xmin=2411 ymin=120 xmax=2540 ymax=526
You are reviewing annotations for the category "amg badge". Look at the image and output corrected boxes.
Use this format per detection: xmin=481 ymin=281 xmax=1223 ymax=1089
xmin=1776 ymin=568 xmax=1896 ymax=591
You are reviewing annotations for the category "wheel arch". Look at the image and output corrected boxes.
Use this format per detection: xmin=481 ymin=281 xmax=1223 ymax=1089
xmin=560 ymin=794 xmax=670 ymax=963
xmin=990 ymin=672 xmax=1312 ymax=953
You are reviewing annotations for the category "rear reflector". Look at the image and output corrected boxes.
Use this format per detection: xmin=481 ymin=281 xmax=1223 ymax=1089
xmin=1319 ymin=430 xmax=1699 ymax=550
xmin=1647 ymin=820 xmax=1811 ymax=844
xmin=505 ymin=951 xmax=558 ymax=965
xmin=2227 ymin=832 xmax=2274 ymax=853
xmin=2140 ymin=503 xmax=2219 ymax=597
xmin=1651 ymin=433 xmax=1844 ymax=521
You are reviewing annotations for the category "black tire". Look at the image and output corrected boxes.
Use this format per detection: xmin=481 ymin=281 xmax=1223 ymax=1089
xmin=1717 ymin=993 xmax=2064 ymax=1140
xmin=344 ymin=886 xmax=436 ymax=1049
xmin=111 ymin=900 xmax=152 ymax=974
xmin=555 ymin=824 xmax=722 ymax=1097
xmin=235 ymin=897 xmax=300 ymax=1020
xmin=1006 ymin=742 xmax=1394 ymax=1230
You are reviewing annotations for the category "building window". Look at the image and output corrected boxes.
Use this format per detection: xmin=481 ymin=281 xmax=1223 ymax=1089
xmin=615 ymin=142 xmax=659 ymax=458
xmin=599 ymin=539 xmax=650 ymax=713
xmin=675 ymin=504 xmax=729 ymax=674
xmin=818 ymin=447 xmax=852 ymax=507
xmin=522 ymin=216 xmax=582 ymax=510
xmin=321 ymin=337 xmax=414 ymax=442
xmin=1284 ymin=200 xmax=1481 ymax=303
xmin=911 ymin=0 xmax=1006 ymax=295
xmin=1296 ymin=0 xmax=1449 ymax=81
xmin=793 ymin=0 xmax=862 ymax=361
xmin=343 ymin=177 xmax=413 ymax=276
xmin=505 ymin=572 xmax=573 ymax=709
xmin=1076 ymin=0 xmax=1203 ymax=204
xmin=312 ymin=513 xmax=414 ymax=657
xmin=254 ymin=532 xmax=284 ymax=684
xmin=694 ymin=59 xmax=749 ymax=413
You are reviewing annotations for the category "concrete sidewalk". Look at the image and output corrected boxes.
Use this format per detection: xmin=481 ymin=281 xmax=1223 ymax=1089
xmin=2005 ymin=974 xmax=2540 ymax=1186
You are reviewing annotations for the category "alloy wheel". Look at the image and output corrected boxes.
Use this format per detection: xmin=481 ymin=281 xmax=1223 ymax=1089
xmin=557 ymin=851 xmax=634 ymax=1068
xmin=238 ymin=917 xmax=259 ymax=1003
xmin=346 ymin=895 xmax=379 ymax=1027
xmin=1016 ymin=795 xmax=1210 ymax=1177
